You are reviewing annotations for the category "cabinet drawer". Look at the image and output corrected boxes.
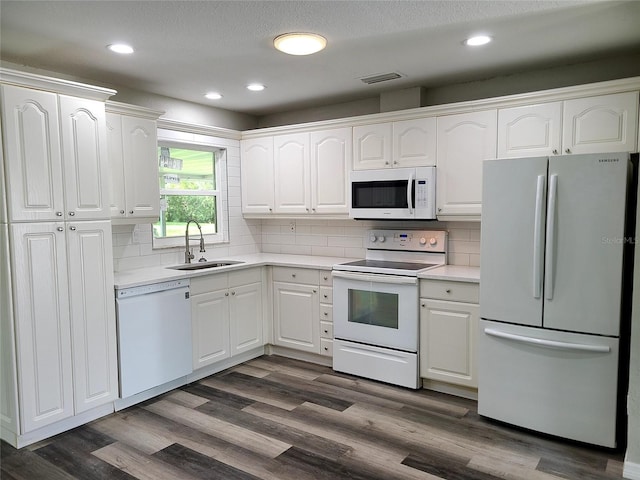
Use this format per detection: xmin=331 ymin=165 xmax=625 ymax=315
xmin=320 ymin=321 xmax=333 ymax=339
xmin=320 ymin=304 xmax=333 ymax=322
xmin=319 ymin=271 xmax=332 ymax=286
xmin=319 ymin=286 xmax=333 ymax=304
xmin=229 ymin=267 xmax=261 ymax=287
xmin=272 ymin=266 xmax=319 ymax=285
xmin=320 ymin=338 xmax=333 ymax=356
xmin=191 ymin=273 xmax=227 ymax=295
xmin=420 ymin=280 xmax=479 ymax=303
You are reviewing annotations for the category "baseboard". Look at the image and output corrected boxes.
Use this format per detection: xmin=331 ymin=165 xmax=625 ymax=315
xmin=421 ymin=378 xmax=478 ymax=400
xmin=624 ymin=459 xmax=640 ymax=480
xmin=266 ymin=345 xmax=333 ymax=367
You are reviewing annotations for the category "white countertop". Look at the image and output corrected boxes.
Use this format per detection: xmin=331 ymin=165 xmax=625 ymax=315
xmin=113 ymin=253 xmax=357 ymax=289
xmin=418 ymin=265 xmax=480 ymax=283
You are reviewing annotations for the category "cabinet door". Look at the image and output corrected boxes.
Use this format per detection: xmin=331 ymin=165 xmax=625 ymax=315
xmin=229 ymin=282 xmax=263 ymax=356
xmin=436 ymin=110 xmax=497 ymax=217
xmin=105 ymin=112 xmax=127 ymax=218
xmin=273 ymin=282 xmax=319 ymax=353
xmin=563 ymin=92 xmax=639 ymax=155
xmin=59 ymin=96 xmax=110 ymax=220
xmin=66 ymin=221 xmax=118 ymax=413
xmin=420 ymin=299 xmax=479 ymax=388
xmin=10 ymin=223 xmax=73 ymax=432
xmin=1 ymin=85 xmax=64 ymax=221
xmin=121 ymin=116 xmax=159 ymax=219
xmin=353 ymin=123 xmax=392 ymax=170
xmin=240 ymin=137 xmax=274 ymax=214
xmin=191 ymin=290 xmax=230 ymax=369
xmin=393 ymin=118 xmax=436 ymax=167
xmin=497 ymin=102 xmax=562 ymax=158
xmin=274 ymin=133 xmax=310 ymax=214
xmin=310 ymin=127 xmax=351 ymax=215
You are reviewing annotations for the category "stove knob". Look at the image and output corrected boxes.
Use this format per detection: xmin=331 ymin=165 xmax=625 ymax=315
xmin=429 ymin=237 xmax=438 ymax=246
xmin=378 ymin=236 xmax=386 ymax=243
xmin=419 ymin=237 xmax=427 ymax=245
xmin=370 ymin=235 xmax=377 ymax=243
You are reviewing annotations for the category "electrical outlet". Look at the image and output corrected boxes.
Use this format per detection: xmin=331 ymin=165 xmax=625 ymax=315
xmin=289 ymin=222 xmax=296 ymax=233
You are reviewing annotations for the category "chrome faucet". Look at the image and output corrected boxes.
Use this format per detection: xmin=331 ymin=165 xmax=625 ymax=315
xmin=184 ymin=220 xmax=206 ymax=263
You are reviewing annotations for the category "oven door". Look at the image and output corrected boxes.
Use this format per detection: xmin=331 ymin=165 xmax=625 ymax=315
xmin=332 ymin=270 xmax=419 ymax=352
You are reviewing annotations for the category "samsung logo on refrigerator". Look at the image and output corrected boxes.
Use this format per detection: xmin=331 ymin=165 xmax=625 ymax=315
xmin=599 ymin=158 xmax=619 ymax=163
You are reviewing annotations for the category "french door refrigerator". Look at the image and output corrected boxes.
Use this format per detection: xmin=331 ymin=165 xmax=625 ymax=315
xmin=479 ymin=152 xmax=637 ymax=448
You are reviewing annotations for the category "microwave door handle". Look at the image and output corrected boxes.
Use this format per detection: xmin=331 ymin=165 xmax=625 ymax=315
xmin=407 ymin=171 xmax=414 ymax=214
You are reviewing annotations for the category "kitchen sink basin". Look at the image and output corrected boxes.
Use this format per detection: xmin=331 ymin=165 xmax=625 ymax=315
xmin=167 ymin=260 xmax=244 ymax=271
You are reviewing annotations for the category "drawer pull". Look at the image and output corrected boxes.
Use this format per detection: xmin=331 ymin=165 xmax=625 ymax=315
xmin=323 ymin=294 xmax=328 ymax=298
xmin=292 ymin=273 xmax=296 ymax=278
xmin=446 ymin=289 xmax=451 ymax=293
xmin=324 ymin=312 xmax=328 ymax=316
xmin=324 ymin=346 xmax=329 ymax=351
xmin=324 ymin=329 xmax=328 ymax=334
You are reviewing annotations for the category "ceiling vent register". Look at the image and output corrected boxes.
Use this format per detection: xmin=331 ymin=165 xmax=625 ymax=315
xmin=360 ymin=72 xmax=403 ymax=84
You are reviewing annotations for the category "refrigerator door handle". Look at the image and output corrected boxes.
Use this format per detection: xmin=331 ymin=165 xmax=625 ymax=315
xmin=407 ymin=171 xmax=414 ymax=215
xmin=544 ymin=174 xmax=558 ymax=300
xmin=532 ymin=175 xmax=546 ymax=299
xmin=484 ymin=328 xmax=611 ymax=353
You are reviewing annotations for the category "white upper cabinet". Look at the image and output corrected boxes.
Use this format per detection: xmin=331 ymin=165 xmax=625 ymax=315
xmin=436 ymin=110 xmax=497 ymax=218
xmin=353 ymin=123 xmax=392 ymax=169
xmin=498 ymin=92 xmax=639 ymax=158
xmin=105 ymin=103 xmax=162 ymax=223
xmin=2 ymin=85 xmax=110 ymax=222
xmin=353 ymin=118 xmax=436 ymax=169
xmin=497 ymin=102 xmax=562 ymax=158
xmin=310 ymin=127 xmax=351 ymax=215
xmin=562 ymin=92 xmax=638 ymax=154
xmin=241 ymin=137 xmax=275 ymax=214
xmin=2 ymin=85 xmax=65 ymax=222
xmin=59 ymin=96 xmax=110 ymax=220
xmin=274 ymin=133 xmax=310 ymax=214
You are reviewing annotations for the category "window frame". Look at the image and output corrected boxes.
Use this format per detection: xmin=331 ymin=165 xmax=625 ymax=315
xmin=152 ymin=133 xmax=229 ymax=249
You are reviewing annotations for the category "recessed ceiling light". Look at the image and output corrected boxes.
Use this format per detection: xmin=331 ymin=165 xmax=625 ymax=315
xmin=464 ymin=35 xmax=492 ymax=47
xmin=107 ymin=43 xmax=134 ymax=54
xmin=247 ymin=83 xmax=265 ymax=92
xmin=205 ymin=92 xmax=222 ymax=100
xmin=274 ymin=32 xmax=327 ymax=55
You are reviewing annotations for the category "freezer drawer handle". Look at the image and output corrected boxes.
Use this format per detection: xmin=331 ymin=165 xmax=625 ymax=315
xmin=484 ymin=328 xmax=611 ymax=353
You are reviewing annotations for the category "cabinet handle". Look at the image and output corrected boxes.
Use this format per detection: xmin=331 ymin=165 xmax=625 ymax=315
xmin=231 ymin=291 xmax=236 ymax=296
xmin=57 ymin=227 xmax=64 ymax=232
xmin=313 ymin=289 xmax=317 ymax=294
xmin=69 ymin=226 xmax=76 ymax=231
xmin=225 ymin=292 xmax=229 ymax=296
xmin=324 ymin=329 xmax=328 ymax=334
xmin=393 ymin=161 xmax=398 ymax=165
xmin=437 ymin=207 xmax=442 ymax=212
xmin=324 ymin=346 xmax=329 ymax=351
xmin=421 ymin=303 xmax=425 ymax=307
xmin=56 ymin=211 xmax=63 ymax=217
xmin=269 ymin=208 xmax=273 ymax=212
xmin=306 ymin=208 xmax=309 ymax=212
xmin=445 ymin=289 xmax=451 ymax=293
xmin=68 ymin=211 xmax=75 ymax=216
xmin=324 ymin=312 xmax=328 ymax=316
xmin=292 ymin=273 xmax=296 ymax=278
xmin=323 ymin=276 xmax=328 ymax=281
xmin=565 ymin=148 xmax=572 ymax=154
xmin=552 ymin=149 xmax=559 ymax=155
xmin=120 ymin=210 xmax=125 ymax=215
xmin=129 ymin=210 xmax=134 ymax=214
xmin=385 ymin=161 xmax=389 ymax=165
xmin=323 ymin=294 xmax=328 ymax=298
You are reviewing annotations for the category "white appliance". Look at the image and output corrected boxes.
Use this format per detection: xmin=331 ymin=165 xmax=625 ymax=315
xmin=349 ymin=167 xmax=436 ymax=220
xmin=115 ymin=279 xmax=193 ymax=398
xmin=479 ymin=152 xmax=637 ymax=448
xmin=333 ymin=229 xmax=447 ymax=388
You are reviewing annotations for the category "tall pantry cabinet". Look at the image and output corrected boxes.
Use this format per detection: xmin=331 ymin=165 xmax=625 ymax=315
xmin=0 ymin=68 xmax=118 ymax=447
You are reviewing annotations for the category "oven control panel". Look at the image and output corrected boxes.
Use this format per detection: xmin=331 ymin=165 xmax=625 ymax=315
xmin=366 ymin=229 xmax=447 ymax=253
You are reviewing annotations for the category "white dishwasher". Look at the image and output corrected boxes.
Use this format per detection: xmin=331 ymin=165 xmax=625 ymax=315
xmin=115 ymin=279 xmax=192 ymax=398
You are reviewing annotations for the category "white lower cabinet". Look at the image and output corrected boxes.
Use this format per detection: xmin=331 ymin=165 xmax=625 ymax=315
xmin=272 ymin=267 xmax=321 ymax=354
xmin=191 ymin=268 xmax=263 ymax=370
xmin=420 ymin=280 xmax=480 ymax=389
xmin=9 ymin=220 xmax=117 ymax=433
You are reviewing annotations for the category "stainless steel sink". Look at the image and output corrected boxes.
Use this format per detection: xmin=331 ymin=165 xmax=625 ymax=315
xmin=167 ymin=260 xmax=244 ymax=271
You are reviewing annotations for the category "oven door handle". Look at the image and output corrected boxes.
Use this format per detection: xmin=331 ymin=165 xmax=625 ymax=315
xmin=332 ymin=270 xmax=418 ymax=285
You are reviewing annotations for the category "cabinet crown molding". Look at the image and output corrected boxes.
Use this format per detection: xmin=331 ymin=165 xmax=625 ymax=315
xmin=0 ymin=67 xmax=116 ymax=101
xmin=158 ymin=118 xmax=242 ymax=140
xmin=105 ymin=101 xmax=164 ymax=119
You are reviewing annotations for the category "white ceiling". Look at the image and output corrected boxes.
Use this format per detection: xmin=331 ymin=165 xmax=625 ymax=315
xmin=1 ymin=0 xmax=640 ymax=117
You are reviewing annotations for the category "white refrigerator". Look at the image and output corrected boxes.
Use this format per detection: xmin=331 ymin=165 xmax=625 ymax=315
xmin=478 ymin=152 xmax=636 ymax=448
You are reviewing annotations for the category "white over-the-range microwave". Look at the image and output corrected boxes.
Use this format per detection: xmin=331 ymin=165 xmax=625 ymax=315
xmin=349 ymin=166 xmax=436 ymax=220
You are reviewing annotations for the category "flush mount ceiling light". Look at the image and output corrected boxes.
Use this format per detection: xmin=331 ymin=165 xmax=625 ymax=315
xmin=464 ymin=35 xmax=492 ymax=46
xmin=274 ymin=32 xmax=327 ymax=55
xmin=247 ymin=83 xmax=266 ymax=91
xmin=204 ymin=92 xmax=222 ymax=100
xmin=107 ymin=43 xmax=134 ymax=54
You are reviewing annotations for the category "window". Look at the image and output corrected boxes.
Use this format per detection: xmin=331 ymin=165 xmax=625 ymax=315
xmin=152 ymin=141 xmax=228 ymax=248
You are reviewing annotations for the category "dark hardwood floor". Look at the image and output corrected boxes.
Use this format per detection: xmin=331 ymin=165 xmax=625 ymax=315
xmin=1 ymin=355 xmax=627 ymax=479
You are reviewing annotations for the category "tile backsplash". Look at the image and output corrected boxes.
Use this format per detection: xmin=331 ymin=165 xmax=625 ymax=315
xmin=112 ymin=218 xmax=480 ymax=271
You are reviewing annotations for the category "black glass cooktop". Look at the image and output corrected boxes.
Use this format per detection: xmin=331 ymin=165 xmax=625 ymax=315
xmin=338 ymin=259 xmax=436 ymax=271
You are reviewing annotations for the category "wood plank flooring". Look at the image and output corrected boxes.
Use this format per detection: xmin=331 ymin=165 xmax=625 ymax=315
xmin=1 ymin=355 xmax=627 ymax=480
